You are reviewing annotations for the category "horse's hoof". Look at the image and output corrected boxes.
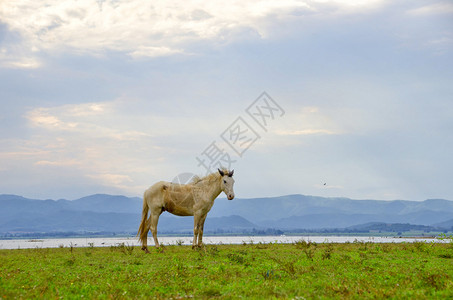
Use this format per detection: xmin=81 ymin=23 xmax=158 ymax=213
xmin=142 ymin=247 xmax=150 ymax=254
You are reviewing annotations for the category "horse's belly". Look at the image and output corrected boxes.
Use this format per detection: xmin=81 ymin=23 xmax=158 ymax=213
xmin=164 ymin=200 xmax=193 ymax=216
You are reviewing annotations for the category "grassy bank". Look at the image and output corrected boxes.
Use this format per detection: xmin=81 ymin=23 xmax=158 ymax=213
xmin=1 ymin=241 xmax=452 ymax=299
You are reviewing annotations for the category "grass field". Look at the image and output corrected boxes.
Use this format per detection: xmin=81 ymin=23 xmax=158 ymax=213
xmin=1 ymin=240 xmax=452 ymax=299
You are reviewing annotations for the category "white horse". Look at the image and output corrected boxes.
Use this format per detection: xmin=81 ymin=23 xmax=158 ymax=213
xmin=138 ymin=169 xmax=235 ymax=252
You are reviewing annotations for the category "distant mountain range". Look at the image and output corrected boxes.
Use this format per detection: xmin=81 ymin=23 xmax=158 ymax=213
xmin=1 ymin=194 xmax=452 ymax=236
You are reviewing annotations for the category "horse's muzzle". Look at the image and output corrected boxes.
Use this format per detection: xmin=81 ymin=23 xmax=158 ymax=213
xmin=227 ymin=194 xmax=235 ymax=200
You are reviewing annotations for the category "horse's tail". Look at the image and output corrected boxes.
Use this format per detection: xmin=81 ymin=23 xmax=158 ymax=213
xmin=137 ymin=193 xmax=149 ymax=246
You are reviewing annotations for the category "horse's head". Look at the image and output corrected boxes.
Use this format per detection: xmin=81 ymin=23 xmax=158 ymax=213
xmin=218 ymin=168 xmax=235 ymax=200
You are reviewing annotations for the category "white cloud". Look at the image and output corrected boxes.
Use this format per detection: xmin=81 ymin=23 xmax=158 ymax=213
xmin=129 ymin=46 xmax=185 ymax=58
xmin=407 ymin=2 xmax=453 ymax=16
xmin=0 ymin=0 xmax=385 ymax=66
xmin=274 ymin=129 xmax=337 ymax=135
xmin=270 ymin=106 xmax=345 ymax=138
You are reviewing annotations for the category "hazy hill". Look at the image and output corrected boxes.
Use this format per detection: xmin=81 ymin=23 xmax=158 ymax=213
xmin=209 ymin=195 xmax=453 ymax=224
xmin=0 ymin=194 xmax=256 ymax=234
xmin=66 ymin=194 xmax=142 ymax=213
xmin=1 ymin=194 xmax=452 ymax=234
xmin=433 ymin=218 xmax=453 ymax=230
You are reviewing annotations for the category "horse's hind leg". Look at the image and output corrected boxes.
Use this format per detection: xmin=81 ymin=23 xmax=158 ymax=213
xmin=141 ymin=218 xmax=151 ymax=253
xmin=150 ymin=209 xmax=162 ymax=248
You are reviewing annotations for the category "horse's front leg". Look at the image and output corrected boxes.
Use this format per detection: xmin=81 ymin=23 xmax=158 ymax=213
xmin=197 ymin=215 xmax=207 ymax=247
xmin=192 ymin=214 xmax=201 ymax=249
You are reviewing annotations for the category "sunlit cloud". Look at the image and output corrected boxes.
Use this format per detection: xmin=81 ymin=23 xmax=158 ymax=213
xmin=26 ymin=101 xmax=126 ymax=136
xmin=17 ymin=99 xmax=216 ymax=196
xmin=24 ymin=100 xmax=205 ymax=140
xmin=0 ymin=57 xmax=41 ymax=69
xmin=0 ymin=149 xmax=51 ymax=160
xmin=34 ymin=160 xmax=80 ymax=167
xmin=27 ymin=109 xmax=76 ymax=130
xmin=0 ymin=48 xmax=41 ymax=69
xmin=87 ymin=173 xmax=133 ymax=187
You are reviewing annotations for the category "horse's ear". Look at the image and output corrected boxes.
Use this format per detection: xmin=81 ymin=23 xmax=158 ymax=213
xmin=218 ymin=168 xmax=225 ymax=176
xmin=228 ymin=170 xmax=234 ymax=177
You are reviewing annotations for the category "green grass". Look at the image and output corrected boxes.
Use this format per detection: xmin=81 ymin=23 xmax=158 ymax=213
xmin=1 ymin=241 xmax=452 ymax=299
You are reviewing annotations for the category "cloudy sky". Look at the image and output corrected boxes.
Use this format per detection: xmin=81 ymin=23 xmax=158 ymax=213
xmin=0 ymin=0 xmax=452 ymax=201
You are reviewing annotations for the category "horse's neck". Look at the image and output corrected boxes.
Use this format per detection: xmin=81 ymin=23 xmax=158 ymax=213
xmin=199 ymin=178 xmax=221 ymax=201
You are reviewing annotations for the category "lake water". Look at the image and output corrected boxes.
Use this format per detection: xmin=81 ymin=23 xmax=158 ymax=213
xmin=0 ymin=235 xmax=445 ymax=250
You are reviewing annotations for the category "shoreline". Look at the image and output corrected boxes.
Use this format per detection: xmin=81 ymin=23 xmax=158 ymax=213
xmin=0 ymin=235 xmax=448 ymax=250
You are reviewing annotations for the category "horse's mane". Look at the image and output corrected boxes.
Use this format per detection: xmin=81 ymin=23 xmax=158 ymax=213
xmin=190 ymin=169 xmax=227 ymax=185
